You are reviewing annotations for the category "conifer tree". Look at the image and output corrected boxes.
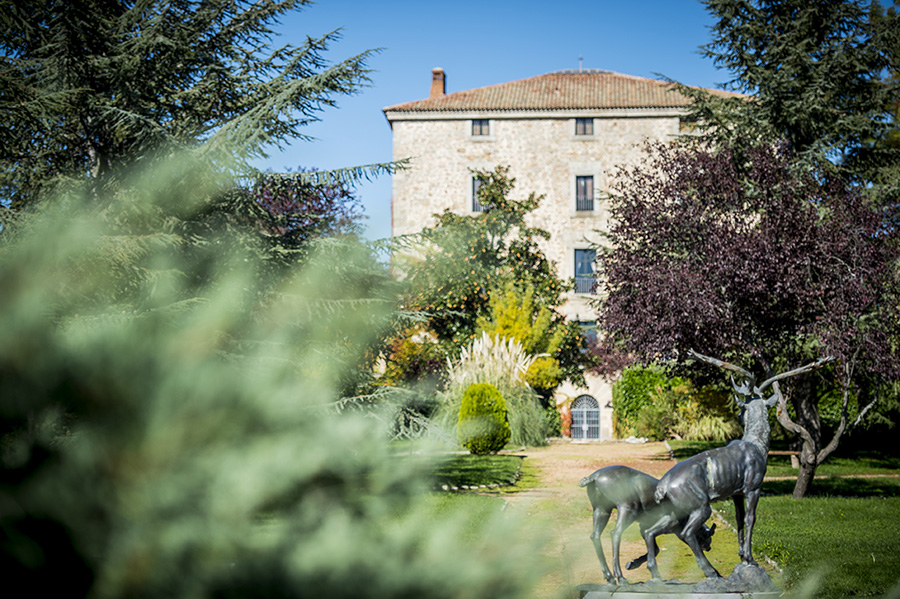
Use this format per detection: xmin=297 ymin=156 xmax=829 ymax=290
xmin=0 ymin=0 xmax=393 ymax=210
xmin=674 ymin=0 xmax=900 ymax=198
xmin=0 ymin=0 xmax=400 ymax=328
xmin=0 ymin=1 xmax=398 ymax=400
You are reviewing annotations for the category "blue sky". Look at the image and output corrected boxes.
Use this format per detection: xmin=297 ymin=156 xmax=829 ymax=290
xmin=258 ymin=0 xmax=732 ymax=239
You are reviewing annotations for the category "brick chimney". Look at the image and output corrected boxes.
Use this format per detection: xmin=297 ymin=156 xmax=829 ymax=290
xmin=430 ymin=67 xmax=445 ymax=99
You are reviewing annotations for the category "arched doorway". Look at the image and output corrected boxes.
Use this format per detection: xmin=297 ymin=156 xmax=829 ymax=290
xmin=571 ymin=394 xmax=601 ymax=440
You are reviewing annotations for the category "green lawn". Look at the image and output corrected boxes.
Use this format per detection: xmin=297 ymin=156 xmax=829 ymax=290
xmin=422 ymin=492 xmax=509 ymax=541
xmin=766 ymin=450 xmax=900 ymax=479
xmin=432 ymin=454 xmax=524 ymax=488
xmin=761 ymin=476 xmax=900 ymax=498
xmin=716 ymin=496 xmax=900 ymax=598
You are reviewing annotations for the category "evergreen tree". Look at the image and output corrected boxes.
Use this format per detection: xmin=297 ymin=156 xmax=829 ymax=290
xmin=0 ymin=0 xmax=393 ymax=210
xmin=675 ymin=0 xmax=900 ymax=198
xmin=0 ymin=0 xmax=400 ymax=337
xmin=0 ymin=1 xmax=398 ymax=399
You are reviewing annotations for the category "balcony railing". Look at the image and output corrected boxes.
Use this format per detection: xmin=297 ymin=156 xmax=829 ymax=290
xmin=575 ymin=275 xmax=595 ymax=294
xmin=576 ymin=196 xmax=594 ymax=211
xmin=576 ymin=175 xmax=594 ymax=212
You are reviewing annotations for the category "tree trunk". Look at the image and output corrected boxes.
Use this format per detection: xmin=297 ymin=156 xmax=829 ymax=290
xmin=792 ymin=445 xmax=819 ymax=498
xmin=770 ymin=358 xmax=874 ymax=500
xmin=771 ymin=376 xmax=822 ymax=499
xmin=791 ymin=377 xmax=822 ymax=450
xmin=788 ymin=377 xmax=822 ymax=498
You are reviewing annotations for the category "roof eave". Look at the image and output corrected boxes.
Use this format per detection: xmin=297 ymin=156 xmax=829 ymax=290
xmin=382 ymin=106 xmax=689 ymax=122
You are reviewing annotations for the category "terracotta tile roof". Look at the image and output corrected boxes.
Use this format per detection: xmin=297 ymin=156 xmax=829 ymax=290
xmin=384 ymin=69 xmax=741 ymax=113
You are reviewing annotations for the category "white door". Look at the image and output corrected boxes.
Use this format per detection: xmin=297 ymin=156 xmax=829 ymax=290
xmin=571 ymin=395 xmax=600 ymax=440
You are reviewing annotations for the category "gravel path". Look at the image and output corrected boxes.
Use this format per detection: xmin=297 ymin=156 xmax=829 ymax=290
xmin=502 ymin=439 xmax=674 ymax=510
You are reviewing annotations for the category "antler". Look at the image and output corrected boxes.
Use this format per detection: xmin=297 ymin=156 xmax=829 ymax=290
xmin=690 ymin=351 xmax=832 ymax=410
xmin=689 ymin=350 xmax=756 ymax=385
xmin=757 ymin=356 xmax=834 ymax=393
xmin=729 ymin=375 xmax=752 ymax=407
xmin=731 ymin=376 xmax=753 ymax=405
xmin=729 ymin=375 xmax=752 ymax=396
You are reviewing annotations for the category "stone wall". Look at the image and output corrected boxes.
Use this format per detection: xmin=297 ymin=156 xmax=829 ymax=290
xmin=391 ymin=111 xmax=680 ymax=316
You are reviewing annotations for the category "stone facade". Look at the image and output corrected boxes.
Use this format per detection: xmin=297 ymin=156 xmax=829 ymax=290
xmin=389 ymin=112 xmax=681 ymax=319
xmin=384 ymin=69 xmax=713 ymax=441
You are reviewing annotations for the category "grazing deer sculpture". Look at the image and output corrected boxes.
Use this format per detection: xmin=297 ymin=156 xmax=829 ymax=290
xmin=580 ymin=465 xmax=716 ymax=584
xmin=640 ymin=350 xmax=832 ymax=580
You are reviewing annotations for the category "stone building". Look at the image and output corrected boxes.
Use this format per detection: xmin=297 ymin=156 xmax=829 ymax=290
xmin=383 ymin=68 xmax=731 ymax=440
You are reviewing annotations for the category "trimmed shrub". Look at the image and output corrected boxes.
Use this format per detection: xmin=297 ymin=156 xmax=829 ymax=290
xmin=439 ymin=386 xmax=546 ymax=449
xmin=457 ymin=383 xmax=511 ymax=455
xmin=439 ymin=333 xmax=548 ymax=447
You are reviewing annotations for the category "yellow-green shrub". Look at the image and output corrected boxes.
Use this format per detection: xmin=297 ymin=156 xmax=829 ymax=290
xmin=525 ymin=356 xmax=562 ymax=392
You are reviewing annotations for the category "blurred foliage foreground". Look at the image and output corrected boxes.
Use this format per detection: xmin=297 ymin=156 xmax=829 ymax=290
xmin=0 ymin=159 xmax=541 ymax=599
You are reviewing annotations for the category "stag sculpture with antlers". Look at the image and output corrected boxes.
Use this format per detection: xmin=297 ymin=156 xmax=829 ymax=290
xmin=639 ymin=350 xmax=832 ymax=580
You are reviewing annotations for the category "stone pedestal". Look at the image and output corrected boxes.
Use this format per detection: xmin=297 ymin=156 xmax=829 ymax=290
xmin=576 ymin=564 xmax=780 ymax=599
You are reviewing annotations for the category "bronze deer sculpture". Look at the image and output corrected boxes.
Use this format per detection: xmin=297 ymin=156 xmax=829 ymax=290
xmin=580 ymin=465 xmax=716 ymax=584
xmin=640 ymin=350 xmax=832 ymax=580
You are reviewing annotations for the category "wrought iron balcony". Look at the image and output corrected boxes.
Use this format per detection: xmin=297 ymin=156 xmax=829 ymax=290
xmin=575 ymin=275 xmax=595 ymax=294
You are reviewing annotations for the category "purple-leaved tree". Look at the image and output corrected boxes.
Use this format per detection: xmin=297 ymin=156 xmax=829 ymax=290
xmin=243 ymin=172 xmax=364 ymax=252
xmin=596 ymin=140 xmax=900 ymax=498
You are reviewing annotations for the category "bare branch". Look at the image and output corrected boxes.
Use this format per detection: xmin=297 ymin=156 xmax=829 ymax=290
xmin=851 ymin=395 xmax=879 ymax=429
xmin=842 ymin=348 xmax=878 ymax=430
xmin=818 ymin=355 xmax=878 ymax=464
xmin=757 ymin=356 xmax=834 ymax=392
xmin=689 ymin=349 xmax=755 ymax=383
xmin=847 ymin=351 xmax=878 ymax=430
